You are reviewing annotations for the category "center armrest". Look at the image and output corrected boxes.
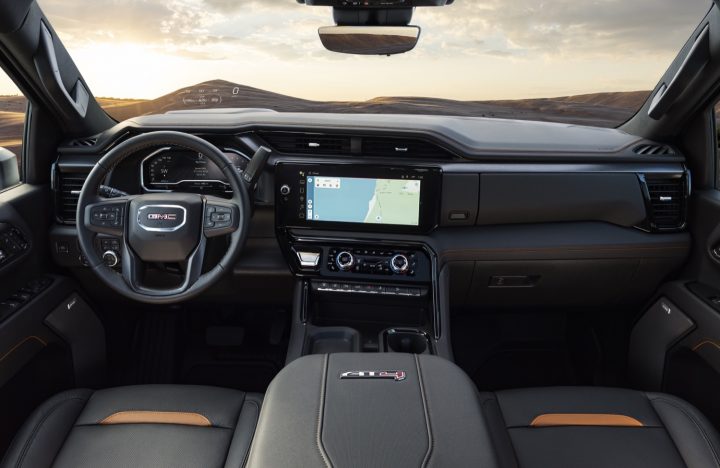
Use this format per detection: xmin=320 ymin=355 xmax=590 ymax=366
xmin=246 ymin=353 xmax=499 ymax=467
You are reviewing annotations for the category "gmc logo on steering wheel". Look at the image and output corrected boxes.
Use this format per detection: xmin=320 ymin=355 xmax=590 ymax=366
xmin=147 ymin=213 xmax=178 ymax=221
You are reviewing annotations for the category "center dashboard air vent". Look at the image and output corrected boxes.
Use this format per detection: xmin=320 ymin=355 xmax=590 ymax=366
xmin=639 ymin=173 xmax=689 ymax=231
xmin=53 ymin=169 xmax=89 ymax=224
xmin=258 ymin=131 xmax=456 ymax=159
xmin=258 ymin=132 xmax=352 ymax=155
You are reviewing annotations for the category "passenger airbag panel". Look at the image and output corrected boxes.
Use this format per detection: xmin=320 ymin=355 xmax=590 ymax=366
xmin=477 ymin=173 xmax=646 ymax=227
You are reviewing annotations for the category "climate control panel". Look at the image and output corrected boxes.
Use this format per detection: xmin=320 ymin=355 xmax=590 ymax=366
xmin=327 ymin=247 xmax=418 ymax=277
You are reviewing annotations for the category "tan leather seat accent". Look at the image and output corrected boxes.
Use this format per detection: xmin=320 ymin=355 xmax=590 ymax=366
xmin=530 ymin=413 xmax=644 ymax=427
xmin=100 ymin=411 xmax=212 ymax=427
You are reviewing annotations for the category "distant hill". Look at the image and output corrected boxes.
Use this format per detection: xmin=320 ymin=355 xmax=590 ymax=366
xmin=103 ymin=79 xmax=651 ymax=127
xmin=0 ymin=81 xmax=657 ymax=154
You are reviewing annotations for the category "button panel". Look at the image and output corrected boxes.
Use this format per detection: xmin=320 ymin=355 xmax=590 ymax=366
xmin=97 ymin=237 xmax=122 ymax=270
xmin=0 ymin=276 xmax=53 ymax=323
xmin=204 ymin=203 xmax=237 ymax=237
xmin=90 ymin=204 xmax=124 ymax=228
xmin=327 ymin=247 xmax=417 ymax=276
xmin=0 ymin=224 xmax=29 ymax=267
xmin=312 ymin=280 xmax=426 ymax=297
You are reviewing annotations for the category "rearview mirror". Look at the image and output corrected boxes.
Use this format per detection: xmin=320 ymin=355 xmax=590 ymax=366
xmin=318 ymin=26 xmax=421 ymax=56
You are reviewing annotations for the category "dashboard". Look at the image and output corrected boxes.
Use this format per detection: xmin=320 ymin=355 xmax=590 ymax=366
xmin=50 ymin=111 xmax=693 ymax=310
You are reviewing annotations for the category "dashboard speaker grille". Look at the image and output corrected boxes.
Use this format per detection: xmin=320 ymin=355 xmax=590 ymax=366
xmin=55 ymin=171 xmax=88 ymax=223
xmin=361 ymin=137 xmax=455 ymax=159
xmin=644 ymin=175 xmax=687 ymax=230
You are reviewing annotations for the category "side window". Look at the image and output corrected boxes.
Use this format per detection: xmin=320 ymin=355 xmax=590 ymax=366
xmin=0 ymin=71 xmax=25 ymax=188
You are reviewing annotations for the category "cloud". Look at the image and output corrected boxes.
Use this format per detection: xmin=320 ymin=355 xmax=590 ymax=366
xmin=39 ymin=0 xmax=711 ymax=63
xmin=31 ymin=0 xmax=714 ymax=101
xmin=202 ymin=0 xmax=293 ymax=13
xmin=417 ymin=0 xmax=711 ymax=58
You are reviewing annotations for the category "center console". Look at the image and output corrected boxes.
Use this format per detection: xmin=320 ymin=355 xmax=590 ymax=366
xmin=246 ymin=353 xmax=495 ymax=467
xmin=274 ymin=162 xmax=446 ymax=362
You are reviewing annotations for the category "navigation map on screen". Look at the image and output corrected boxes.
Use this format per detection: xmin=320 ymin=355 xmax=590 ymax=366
xmin=306 ymin=176 xmax=421 ymax=226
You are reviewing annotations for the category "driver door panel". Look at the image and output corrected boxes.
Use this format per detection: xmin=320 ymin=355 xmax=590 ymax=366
xmin=0 ymin=184 xmax=101 ymax=454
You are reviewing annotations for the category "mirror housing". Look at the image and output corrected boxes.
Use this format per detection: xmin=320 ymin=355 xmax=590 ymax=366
xmin=318 ymin=26 xmax=421 ymax=55
xmin=0 ymin=147 xmax=20 ymax=190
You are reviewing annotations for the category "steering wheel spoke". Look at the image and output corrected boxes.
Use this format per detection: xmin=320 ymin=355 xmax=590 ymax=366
xmin=121 ymin=235 xmax=207 ymax=296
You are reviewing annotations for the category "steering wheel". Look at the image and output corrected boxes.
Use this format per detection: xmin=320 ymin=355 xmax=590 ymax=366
xmin=76 ymin=131 xmax=251 ymax=304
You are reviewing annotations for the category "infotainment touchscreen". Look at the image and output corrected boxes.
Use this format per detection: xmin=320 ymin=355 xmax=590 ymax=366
xmin=275 ymin=163 xmax=441 ymax=233
xmin=306 ymin=176 xmax=421 ymax=226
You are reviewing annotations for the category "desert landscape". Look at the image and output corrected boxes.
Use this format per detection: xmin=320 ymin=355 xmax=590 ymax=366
xmin=0 ymin=79 xmax=653 ymax=157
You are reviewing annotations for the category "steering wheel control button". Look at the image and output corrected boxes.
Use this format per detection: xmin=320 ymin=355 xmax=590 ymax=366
xmin=90 ymin=204 xmax=124 ymax=228
xmin=296 ymin=251 xmax=321 ymax=268
xmin=204 ymin=203 xmax=238 ymax=236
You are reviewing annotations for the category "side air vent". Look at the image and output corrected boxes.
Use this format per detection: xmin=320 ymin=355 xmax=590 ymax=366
xmin=259 ymin=132 xmax=352 ymax=155
xmin=641 ymin=174 xmax=688 ymax=231
xmin=54 ymin=170 xmax=89 ymax=223
xmin=362 ymin=137 xmax=455 ymax=159
xmin=67 ymin=136 xmax=98 ymax=147
xmin=633 ymin=143 xmax=675 ymax=156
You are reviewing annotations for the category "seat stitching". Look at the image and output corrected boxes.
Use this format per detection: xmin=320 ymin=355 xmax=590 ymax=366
xmin=649 ymin=396 xmax=720 ymax=468
xmin=15 ymin=396 xmax=87 ymax=468
xmin=692 ymin=340 xmax=720 ymax=352
xmin=484 ymin=394 xmax=521 ymax=468
xmin=316 ymin=354 xmax=332 ymax=468
xmin=239 ymin=398 xmax=261 ymax=468
xmin=220 ymin=392 xmax=246 ymax=468
xmin=415 ymin=355 xmax=434 ymax=468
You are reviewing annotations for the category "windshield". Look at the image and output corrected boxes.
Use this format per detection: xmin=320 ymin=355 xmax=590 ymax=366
xmin=17 ymin=1 xmax=716 ymax=127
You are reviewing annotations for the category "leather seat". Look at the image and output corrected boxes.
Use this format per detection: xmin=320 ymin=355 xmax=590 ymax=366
xmin=0 ymin=385 xmax=262 ymax=468
xmin=480 ymin=386 xmax=720 ymax=468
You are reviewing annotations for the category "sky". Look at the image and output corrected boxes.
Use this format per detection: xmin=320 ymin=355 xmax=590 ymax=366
xmin=0 ymin=0 xmax=713 ymax=101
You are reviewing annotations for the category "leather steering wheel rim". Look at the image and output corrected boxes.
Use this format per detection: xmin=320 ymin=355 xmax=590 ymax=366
xmin=76 ymin=131 xmax=251 ymax=304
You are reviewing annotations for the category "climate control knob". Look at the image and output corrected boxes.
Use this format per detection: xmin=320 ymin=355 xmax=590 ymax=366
xmin=336 ymin=251 xmax=355 ymax=271
xmin=390 ymin=254 xmax=410 ymax=274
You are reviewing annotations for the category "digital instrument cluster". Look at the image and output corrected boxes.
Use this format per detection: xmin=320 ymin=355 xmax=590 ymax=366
xmin=140 ymin=147 xmax=250 ymax=194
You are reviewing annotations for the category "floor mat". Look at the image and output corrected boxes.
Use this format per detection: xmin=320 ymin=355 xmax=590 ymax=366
xmin=471 ymin=345 xmax=577 ymax=390
xmin=451 ymin=308 xmax=625 ymax=391
xmin=111 ymin=306 xmax=290 ymax=393
xmin=176 ymin=306 xmax=289 ymax=393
